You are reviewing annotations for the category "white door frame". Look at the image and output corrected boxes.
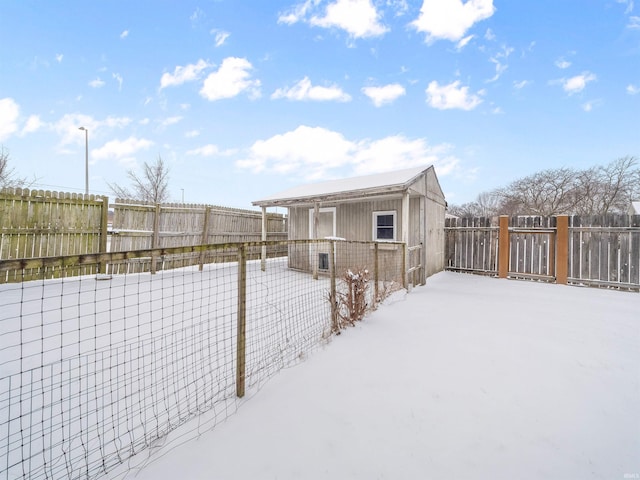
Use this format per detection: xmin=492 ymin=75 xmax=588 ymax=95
xmin=308 ymin=207 xmax=336 ymax=272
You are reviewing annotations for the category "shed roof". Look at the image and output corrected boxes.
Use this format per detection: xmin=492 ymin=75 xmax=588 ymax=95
xmin=253 ymin=166 xmax=436 ymax=207
xmin=632 ymin=201 xmax=640 ymax=214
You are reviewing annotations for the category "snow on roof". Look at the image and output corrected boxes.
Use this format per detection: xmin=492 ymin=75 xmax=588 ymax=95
xmin=253 ymin=166 xmax=430 ymax=207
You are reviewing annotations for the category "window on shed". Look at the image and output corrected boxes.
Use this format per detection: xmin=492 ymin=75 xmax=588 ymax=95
xmin=373 ymin=211 xmax=396 ymax=241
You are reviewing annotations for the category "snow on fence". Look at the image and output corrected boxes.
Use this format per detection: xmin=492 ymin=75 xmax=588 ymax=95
xmin=0 ymin=239 xmax=405 ymax=480
xmin=445 ymin=214 xmax=640 ymax=290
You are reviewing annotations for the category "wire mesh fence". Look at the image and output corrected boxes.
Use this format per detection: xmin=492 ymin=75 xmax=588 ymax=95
xmin=0 ymin=239 xmax=406 ymax=480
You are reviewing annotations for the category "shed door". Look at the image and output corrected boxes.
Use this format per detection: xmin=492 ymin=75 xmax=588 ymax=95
xmin=308 ymin=207 xmax=336 ymax=271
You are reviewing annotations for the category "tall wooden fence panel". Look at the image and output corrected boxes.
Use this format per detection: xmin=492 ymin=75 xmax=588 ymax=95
xmin=568 ymin=215 xmax=640 ymax=288
xmin=507 ymin=216 xmax=556 ymax=280
xmin=445 ymin=217 xmax=499 ymax=274
xmin=445 ymin=214 xmax=640 ymax=290
xmin=0 ymin=188 xmax=108 ymax=282
xmin=109 ymin=200 xmax=287 ymax=273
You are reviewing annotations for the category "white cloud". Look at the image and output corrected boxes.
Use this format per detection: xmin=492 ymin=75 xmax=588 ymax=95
xmin=200 ymin=57 xmax=261 ymax=101
xmin=387 ymin=0 xmax=409 ymax=16
xmin=89 ymin=78 xmax=106 ymax=88
xmin=425 ymin=80 xmax=483 ymax=110
xmin=190 ymin=7 xmax=205 ymax=24
xmin=185 ymin=130 xmax=200 ymax=138
xmin=55 ymin=54 xmax=64 ymax=63
xmin=52 ymin=114 xmax=132 ymax=147
xmin=352 ymin=136 xmax=459 ymax=176
xmin=186 ymin=144 xmax=221 ymax=156
xmin=120 ymin=30 xmax=129 ymax=39
xmin=628 ymin=16 xmax=640 ymax=28
xmin=410 ymin=0 xmax=495 ymax=43
xmin=627 ymin=84 xmax=640 ymax=95
xmin=53 ymin=113 xmax=95 ymax=146
xmin=0 ymin=98 xmax=20 ymax=141
xmin=456 ymin=34 xmax=474 ymax=50
xmin=113 ymin=73 xmax=123 ymax=91
xmin=103 ymin=116 xmax=133 ymax=128
xmin=310 ymin=0 xmax=388 ymax=38
xmin=280 ymin=0 xmax=388 ymax=38
xmin=21 ymin=115 xmax=43 ymax=135
xmin=513 ymin=80 xmax=530 ymax=89
xmin=160 ymin=59 xmax=210 ymax=89
xmin=555 ymin=58 xmax=571 ymax=69
xmin=278 ymin=0 xmax=317 ymax=24
xmin=484 ymin=28 xmax=495 ymax=40
xmin=92 ymin=136 xmax=154 ymax=163
xmin=561 ymin=72 xmax=596 ymax=94
xmin=235 ymin=125 xmax=461 ymax=180
xmin=236 ymin=125 xmax=354 ymax=176
xmin=160 ymin=116 xmax=183 ymax=127
xmin=486 ymin=46 xmax=513 ymax=83
xmin=616 ymin=0 xmax=634 ymax=15
xmin=361 ymin=83 xmax=406 ymax=106
xmin=272 ymin=77 xmax=351 ymax=102
xmin=211 ymin=29 xmax=230 ymax=47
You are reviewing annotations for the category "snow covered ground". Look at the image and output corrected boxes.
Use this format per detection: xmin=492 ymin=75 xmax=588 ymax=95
xmin=108 ymin=272 xmax=640 ymax=480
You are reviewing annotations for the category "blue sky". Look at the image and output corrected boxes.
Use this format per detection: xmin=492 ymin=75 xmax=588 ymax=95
xmin=0 ymin=0 xmax=638 ymax=209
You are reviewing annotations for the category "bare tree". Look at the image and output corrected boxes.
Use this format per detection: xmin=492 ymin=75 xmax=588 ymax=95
xmin=447 ymin=190 xmax=502 ymax=217
xmin=108 ymin=156 xmax=170 ymax=203
xmin=497 ymin=168 xmax=579 ymax=216
xmin=0 ymin=145 xmax=32 ymax=188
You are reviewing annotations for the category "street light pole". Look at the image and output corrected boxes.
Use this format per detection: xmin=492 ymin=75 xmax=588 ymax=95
xmin=78 ymin=126 xmax=89 ymax=195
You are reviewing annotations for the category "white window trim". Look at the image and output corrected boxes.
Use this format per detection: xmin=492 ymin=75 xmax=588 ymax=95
xmin=372 ymin=210 xmax=397 ymax=242
xmin=308 ymin=207 xmax=337 ymax=239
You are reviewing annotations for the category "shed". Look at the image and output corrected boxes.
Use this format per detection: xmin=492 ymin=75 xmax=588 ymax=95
xmin=630 ymin=201 xmax=640 ymax=215
xmin=252 ymin=165 xmax=446 ymax=284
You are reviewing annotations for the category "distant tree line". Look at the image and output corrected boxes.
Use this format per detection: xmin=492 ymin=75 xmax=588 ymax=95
xmin=448 ymin=156 xmax=640 ymax=217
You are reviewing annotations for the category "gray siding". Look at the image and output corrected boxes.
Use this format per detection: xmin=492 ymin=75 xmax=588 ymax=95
xmin=285 ymin=167 xmax=446 ymax=280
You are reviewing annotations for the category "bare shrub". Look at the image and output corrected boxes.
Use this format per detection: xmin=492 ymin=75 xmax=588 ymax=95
xmin=335 ymin=267 xmax=370 ymax=329
xmin=328 ymin=269 xmax=404 ymax=334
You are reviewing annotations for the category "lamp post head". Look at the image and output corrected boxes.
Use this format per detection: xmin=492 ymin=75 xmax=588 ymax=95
xmin=78 ymin=126 xmax=86 ymax=131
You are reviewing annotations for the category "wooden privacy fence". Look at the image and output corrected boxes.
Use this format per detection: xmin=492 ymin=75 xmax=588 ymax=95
xmin=0 ymin=190 xmax=288 ymax=282
xmin=0 ymin=188 xmax=108 ymax=282
xmin=109 ymin=199 xmax=288 ymax=273
xmin=445 ymin=214 xmax=640 ymax=290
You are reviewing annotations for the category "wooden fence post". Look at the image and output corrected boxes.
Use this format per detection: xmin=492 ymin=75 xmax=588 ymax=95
xmin=236 ymin=245 xmax=247 ymax=398
xmin=329 ymin=240 xmax=338 ymax=333
xmin=99 ymin=196 xmax=109 ymax=274
xmin=374 ymin=242 xmax=379 ymax=304
xmin=150 ymin=203 xmax=161 ymax=274
xmin=261 ymin=206 xmax=267 ymax=272
xmin=498 ymin=215 xmax=509 ymax=279
xmin=313 ymin=203 xmax=319 ymax=280
xmin=402 ymin=243 xmax=407 ymax=289
xmin=199 ymin=206 xmax=211 ymax=271
xmin=556 ymin=215 xmax=569 ymax=285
